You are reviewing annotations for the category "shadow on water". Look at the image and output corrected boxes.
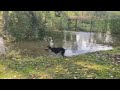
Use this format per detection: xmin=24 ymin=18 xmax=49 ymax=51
xmin=1 ymin=31 xmax=120 ymax=57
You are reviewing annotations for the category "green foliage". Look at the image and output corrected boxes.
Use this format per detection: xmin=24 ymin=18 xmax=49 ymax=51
xmin=6 ymin=50 xmax=22 ymax=60
xmin=8 ymin=11 xmax=32 ymax=40
xmin=5 ymin=11 xmax=120 ymax=41
xmin=109 ymin=15 xmax=120 ymax=34
xmin=7 ymin=11 xmax=47 ymax=41
xmin=1 ymin=11 xmax=120 ymax=79
xmin=7 ymin=11 xmax=67 ymax=41
xmin=0 ymin=47 xmax=120 ymax=79
xmin=45 ymin=30 xmax=64 ymax=41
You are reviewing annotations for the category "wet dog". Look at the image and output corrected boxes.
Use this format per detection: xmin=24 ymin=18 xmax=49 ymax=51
xmin=46 ymin=46 xmax=66 ymax=57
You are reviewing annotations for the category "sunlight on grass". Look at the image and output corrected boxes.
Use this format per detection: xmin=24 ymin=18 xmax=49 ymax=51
xmin=0 ymin=64 xmax=23 ymax=79
xmin=74 ymin=61 xmax=108 ymax=71
xmin=0 ymin=47 xmax=120 ymax=79
xmin=54 ymin=65 xmax=68 ymax=73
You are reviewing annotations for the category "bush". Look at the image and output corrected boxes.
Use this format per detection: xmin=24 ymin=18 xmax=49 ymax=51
xmin=109 ymin=16 xmax=120 ymax=34
xmin=7 ymin=11 xmax=47 ymax=41
xmin=6 ymin=50 xmax=22 ymax=60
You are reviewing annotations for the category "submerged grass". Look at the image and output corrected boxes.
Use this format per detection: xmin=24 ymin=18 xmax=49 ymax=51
xmin=0 ymin=47 xmax=120 ymax=79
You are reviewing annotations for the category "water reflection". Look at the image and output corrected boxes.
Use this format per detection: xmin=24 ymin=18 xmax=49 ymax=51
xmin=63 ymin=31 xmax=113 ymax=56
xmin=6 ymin=31 xmax=120 ymax=57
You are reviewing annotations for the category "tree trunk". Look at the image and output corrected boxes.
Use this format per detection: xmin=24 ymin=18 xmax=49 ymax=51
xmin=2 ymin=11 xmax=9 ymax=34
xmin=68 ymin=19 xmax=70 ymax=30
xmin=28 ymin=11 xmax=38 ymax=38
xmin=75 ymin=19 xmax=77 ymax=31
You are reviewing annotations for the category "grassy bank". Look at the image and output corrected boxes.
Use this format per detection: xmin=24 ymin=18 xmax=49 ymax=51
xmin=0 ymin=47 xmax=120 ymax=79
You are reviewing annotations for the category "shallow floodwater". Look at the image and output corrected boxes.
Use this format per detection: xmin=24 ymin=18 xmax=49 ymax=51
xmin=63 ymin=31 xmax=113 ymax=56
xmin=1 ymin=31 xmax=120 ymax=57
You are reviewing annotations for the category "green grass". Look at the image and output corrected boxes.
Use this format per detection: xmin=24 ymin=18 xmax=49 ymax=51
xmin=0 ymin=47 xmax=120 ymax=79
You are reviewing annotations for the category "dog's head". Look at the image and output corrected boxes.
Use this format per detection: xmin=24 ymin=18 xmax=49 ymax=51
xmin=45 ymin=46 xmax=51 ymax=50
xmin=47 ymin=45 xmax=51 ymax=49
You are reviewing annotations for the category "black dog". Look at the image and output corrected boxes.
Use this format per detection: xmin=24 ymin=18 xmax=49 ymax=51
xmin=47 ymin=46 xmax=66 ymax=57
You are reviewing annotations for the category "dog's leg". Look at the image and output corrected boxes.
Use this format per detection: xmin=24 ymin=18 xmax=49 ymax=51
xmin=61 ymin=51 xmax=65 ymax=58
